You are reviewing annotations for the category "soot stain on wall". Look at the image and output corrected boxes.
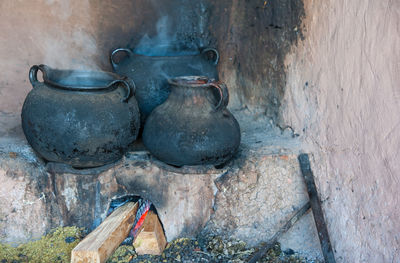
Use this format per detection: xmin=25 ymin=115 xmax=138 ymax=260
xmin=209 ymin=0 xmax=305 ymax=120
xmin=90 ymin=0 xmax=304 ymax=122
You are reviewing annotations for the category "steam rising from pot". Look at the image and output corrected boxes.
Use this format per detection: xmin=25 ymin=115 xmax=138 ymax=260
xmin=134 ymin=16 xmax=198 ymax=57
xmin=134 ymin=0 xmax=211 ymax=57
xmin=40 ymin=0 xmax=100 ymax=71
xmin=41 ymin=30 xmax=99 ymax=71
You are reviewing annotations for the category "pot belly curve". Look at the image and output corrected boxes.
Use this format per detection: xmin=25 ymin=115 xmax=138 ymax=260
xmin=21 ymin=87 xmax=140 ymax=168
xmin=143 ymin=108 xmax=241 ymax=167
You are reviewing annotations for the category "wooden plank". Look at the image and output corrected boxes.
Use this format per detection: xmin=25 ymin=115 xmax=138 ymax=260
xmin=298 ymin=153 xmax=336 ymax=263
xmin=133 ymin=211 xmax=167 ymax=255
xmin=71 ymin=202 xmax=138 ymax=263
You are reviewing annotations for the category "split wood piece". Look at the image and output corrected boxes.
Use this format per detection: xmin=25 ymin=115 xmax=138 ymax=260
xmin=133 ymin=211 xmax=167 ymax=255
xmin=298 ymin=153 xmax=336 ymax=263
xmin=71 ymin=202 xmax=138 ymax=263
xmin=247 ymin=202 xmax=311 ymax=263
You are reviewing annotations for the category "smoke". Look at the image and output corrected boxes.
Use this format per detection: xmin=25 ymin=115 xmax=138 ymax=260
xmin=134 ymin=16 xmax=198 ymax=57
xmin=40 ymin=0 xmax=100 ymax=71
xmin=39 ymin=0 xmax=212 ymax=69
xmin=134 ymin=0 xmax=211 ymax=57
xmin=40 ymin=29 xmax=99 ymax=71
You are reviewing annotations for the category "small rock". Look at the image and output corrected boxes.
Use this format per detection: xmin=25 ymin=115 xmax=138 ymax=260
xmin=64 ymin=236 xmax=76 ymax=243
xmin=8 ymin=152 xmax=17 ymax=158
xmin=285 ymin=248 xmax=295 ymax=255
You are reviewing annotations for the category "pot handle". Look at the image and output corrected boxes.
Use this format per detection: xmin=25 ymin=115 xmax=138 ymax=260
xmin=107 ymin=78 xmax=135 ymax=102
xmin=209 ymin=81 xmax=229 ymax=111
xmin=201 ymin=48 xmax=219 ymax=65
xmin=123 ymin=77 xmax=136 ymax=95
xmin=29 ymin=64 xmax=49 ymax=88
xmin=110 ymin=48 xmax=134 ymax=70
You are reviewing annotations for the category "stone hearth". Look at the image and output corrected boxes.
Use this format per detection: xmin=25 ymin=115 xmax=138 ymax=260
xmin=0 ymin=110 xmax=322 ymax=260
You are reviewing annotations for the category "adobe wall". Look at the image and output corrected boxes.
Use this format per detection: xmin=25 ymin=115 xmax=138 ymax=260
xmin=281 ymin=0 xmax=400 ymax=261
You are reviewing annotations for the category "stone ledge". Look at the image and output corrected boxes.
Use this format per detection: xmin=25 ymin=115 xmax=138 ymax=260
xmin=0 ymin=110 xmax=322 ymax=260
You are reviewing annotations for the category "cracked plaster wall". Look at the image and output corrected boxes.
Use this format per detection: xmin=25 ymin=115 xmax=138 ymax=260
xmin=280 ymin=0 xmax=400 ymax=262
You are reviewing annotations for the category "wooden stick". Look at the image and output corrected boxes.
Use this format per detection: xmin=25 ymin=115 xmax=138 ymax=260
xmin=247 ymin=202 xmax=311 ymax=263
xmin=298 ymin=153 xmax=336 ymax=263
xmin=71 ymin=202 xmax=138 ymax=263
xmin=133 ymin=211 xmax=167 ymax=255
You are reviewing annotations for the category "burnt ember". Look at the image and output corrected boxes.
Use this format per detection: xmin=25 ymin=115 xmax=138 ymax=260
xmin=107 ymin=197 xmax=157 ymax=246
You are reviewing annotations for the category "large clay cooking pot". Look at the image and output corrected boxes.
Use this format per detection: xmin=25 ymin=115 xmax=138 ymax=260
xmin=110 ymin=47 xmax=219 ymax=124
xmin=21 ymin=64 xmax=140 ymax=168
xmin=142 ymin=76 xmax=241 ymax=166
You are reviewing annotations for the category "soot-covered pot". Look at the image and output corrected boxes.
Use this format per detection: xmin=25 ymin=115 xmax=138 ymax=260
xmin=142 ymin=76 xmax=241 ymax=167
xmin=110 ymin=46 xmax=219 ymax=124
xmin=21 ymin=64 xmax=140 ymax=168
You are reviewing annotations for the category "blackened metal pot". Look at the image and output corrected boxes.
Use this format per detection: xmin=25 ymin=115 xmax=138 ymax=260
xmin=110 ymin=47 xmax=219 ymax=124
xmin=142 ymin=76 xmax=241 ymax=166
xmin=21 ymin=64 xmax=140 ymax=168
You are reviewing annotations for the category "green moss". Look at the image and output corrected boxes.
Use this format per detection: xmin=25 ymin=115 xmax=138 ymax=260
xmin=259 ymin=243 xmax=308 ymax=263
xmin=1 ymin=229 xmax=317 ymax=263
xmin=107 ymin=245 xmax=136 ymax=263
xmin=0 ymin=227 xmax=82 ymax=263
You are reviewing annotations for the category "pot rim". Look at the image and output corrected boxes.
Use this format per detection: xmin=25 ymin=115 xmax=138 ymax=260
xmin=131 ymin=51 xmax=201 ymax=59
xmin=168 ymin=76 xmax=214 ymax=88
xmin=132 ymin=44 xmax=200 ymax=58
xmin=111 ymin=46 xmax=219 ymax=67
xmin=41 ymin=66 xmax=124 ymax=91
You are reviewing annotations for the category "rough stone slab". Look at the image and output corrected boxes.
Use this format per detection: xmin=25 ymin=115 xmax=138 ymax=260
xmin=202 ymin=110 xmax=323 ymax=260
xmin=0 ymin=142 xmax=49 ymax=244
xmin=205 ymin=153 xmax=323 ymax=260
xmin=208 ymin=154 xmax=308 ymax=239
